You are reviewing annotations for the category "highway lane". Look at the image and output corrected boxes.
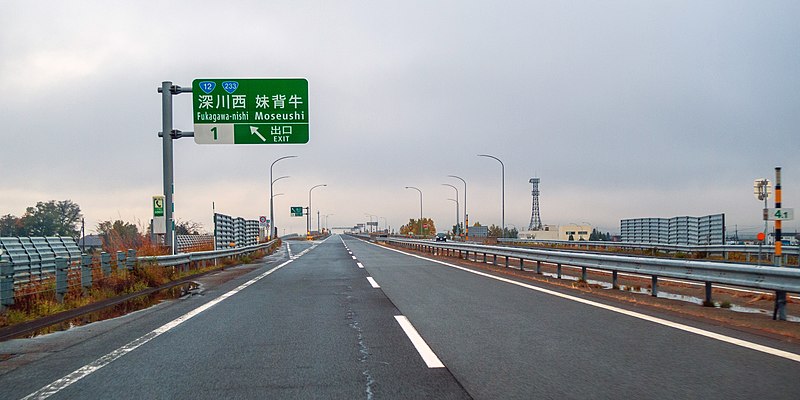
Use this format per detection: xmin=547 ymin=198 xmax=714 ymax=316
xmin=342 ymin=235 xmax=800 ymax=399
xmin=1 ymin=238 xmax=469 ymax=399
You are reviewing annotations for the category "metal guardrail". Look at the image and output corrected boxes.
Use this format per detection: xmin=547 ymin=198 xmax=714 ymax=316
xmin=0 ymin=237 xmax=82 ymax=285
xmin=497 ymin=238 xmax=800 ymax=266
xmin=175 ymin=234 xmax=214 ymax=253
xmin=0 ymin=240 xmax=279 ymax=310
xmin=359 ymin=236 xmax=799 ymax=321
xmin=139 ymin=241 xmax=277 ymax=267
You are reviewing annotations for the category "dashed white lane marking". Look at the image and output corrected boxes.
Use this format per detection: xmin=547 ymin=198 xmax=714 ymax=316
xmin=352 ymin=255 xmax=357 ymax=260
xmin=367 ymin=277 xmax=380 ymax=288
xmin=20 ymin=246 xmax=317 ymax=400
xmin=367 ymin=241 xmax=800 ymax=364
xmin=357 ymin=262 xmax=365 ymax=269
xmin=394 ymin=315 xmax=445 ymax=368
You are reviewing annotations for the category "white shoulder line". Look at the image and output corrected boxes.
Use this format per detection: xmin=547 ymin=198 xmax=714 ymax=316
xmin=367 ymin=241 xmax=800 ymax=364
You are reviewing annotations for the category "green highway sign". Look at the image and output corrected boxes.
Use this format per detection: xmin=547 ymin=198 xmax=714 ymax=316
xmin=192 ymin=78 xmax=309 ymax=144
xmin=290 ymin=207 xmax=304 ymax=217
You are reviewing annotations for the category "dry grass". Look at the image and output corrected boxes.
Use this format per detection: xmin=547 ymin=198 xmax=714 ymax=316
xmin=0 ymin=240 xmax=281 ymax=328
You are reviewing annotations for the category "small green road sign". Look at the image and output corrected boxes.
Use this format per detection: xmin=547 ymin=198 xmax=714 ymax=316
xmin=192 ymin=78 xmax=309 ymax=144
xmin=153 ymin=196 xmax=165 ymax=217
xmin=290 ymin=207 xmax=304 ymax=217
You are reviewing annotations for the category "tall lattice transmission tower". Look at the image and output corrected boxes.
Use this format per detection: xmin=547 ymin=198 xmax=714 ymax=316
xmin=528 ymin=177 xmax=543 ymax=230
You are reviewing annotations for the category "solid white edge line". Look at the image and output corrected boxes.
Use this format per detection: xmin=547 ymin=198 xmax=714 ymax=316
xmin=357 ymin=262 xmax=365 ymax=269
xmin=394 ymin=315 xmax=445 ymax=368
xmin=22 ymin=257 xmax=299 ymax=400
xmin=368 ymin=241 xmax=800 ymax=364
xmin=367 ymin=277 xmax=380 ymax=288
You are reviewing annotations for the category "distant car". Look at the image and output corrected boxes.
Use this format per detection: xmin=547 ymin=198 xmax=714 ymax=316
xmin=435 ymin=233 xmax=448 ymax=242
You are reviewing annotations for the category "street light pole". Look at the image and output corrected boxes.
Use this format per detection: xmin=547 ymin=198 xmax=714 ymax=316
xmin=448 ymin=175 xmax=468 ymax=240
xmin=447 ymin=198 xmax=459 ymax=235
xmin=308 ymin=184 xmax=327 ymax=236
xmin=405 ymin=186 xmax=423 ymax=236
xmin=365 ymin=213 xmax=377 ymax=233
xmin=270 ymin=156 xmax=297 ymax=240
xmin=270 ymin=175 xmax=289 ymax=239
xmin=442 ymin=183 xmax=459 ymax=235
xmin=478 ymin=154 xmax=505 ymax=237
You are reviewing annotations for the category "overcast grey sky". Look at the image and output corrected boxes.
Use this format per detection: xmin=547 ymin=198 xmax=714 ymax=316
xmin=1 ymin=0 xmax=798 ymax=236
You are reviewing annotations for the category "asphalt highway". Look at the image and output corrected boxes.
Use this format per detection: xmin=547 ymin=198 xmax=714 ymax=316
xmin=1 ymin=234 xmax=799 ymax=399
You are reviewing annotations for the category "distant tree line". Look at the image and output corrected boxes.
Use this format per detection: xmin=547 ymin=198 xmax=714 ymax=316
xmin=400 ymin=218 xmax=436 ymax=235
xmin=470 ymin=222 xmax=518 ymax=238
xmin=0 ymin=200 xmax=82 ymax=237
xmin=589 ymin=228 xmax=612 ymax=241
xmin=1 ymin=199 xmax=203 ymax=250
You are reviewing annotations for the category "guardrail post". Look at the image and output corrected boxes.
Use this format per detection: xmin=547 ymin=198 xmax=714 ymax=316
xmin=612 ymin=271 xmax=618 ymax=289
xmin=492 ymin=254 xmax=497 ymax=265
xmin=519 ymin=258 xmax=524 ymax=271
xmin=116 ymin=251 xmax=125 ymax=272
xmin=101 ymin=252 xmax=111 ymax=276
xmin=0 ymin=260 xmax=14 ymax=310
xmin=126 ymin=249 xmax=136 ymax=270
xmin=557 ymin=263 xmax=562 ymax=279
xmin=651 ymin=276 xmax=658 ymax=297
xmin=483 ymin=253 xmax=487 ymax=264
xmin=536 ymin=260 xmax=542 ymax=274
xmin=55 ymin=257 xmax=68 ymax=303
xmin=81 ymin=255 xmax=93 ymax=290
xmin=773 ymin=291 xmax=787 ymax=321
xmin=581 ymin=267 xmax=587 ymax=282
xmin=704 ymin=282 xmax=713 ymax=304
xmin=504 ymin=256 xmax=509 ymax=268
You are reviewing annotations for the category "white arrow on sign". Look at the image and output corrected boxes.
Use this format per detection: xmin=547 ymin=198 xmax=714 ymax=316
xmin=250 ymin=126 xmax=267 ymax=142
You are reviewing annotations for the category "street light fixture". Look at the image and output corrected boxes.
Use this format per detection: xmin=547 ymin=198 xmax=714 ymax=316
xmin=405 ymin=186 xmax=423 ymax=236
xmin=448 ymin=175 xmax=468 ymax=240
xmin=323 ymin=214 xmax=334 ymax=231
xmin=270 ymin=156 xmax=297 ymax=240
xmin=308 ymin=184 xmax=327 ymax=235
xmin=442 ymin=183 xmax=460 ymax=235
xmin=478 ymin=154 xmax=505 ymax=238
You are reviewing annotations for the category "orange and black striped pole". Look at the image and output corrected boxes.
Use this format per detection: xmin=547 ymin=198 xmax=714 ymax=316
xmin=774 ymin=167 xmax=782 ymax=266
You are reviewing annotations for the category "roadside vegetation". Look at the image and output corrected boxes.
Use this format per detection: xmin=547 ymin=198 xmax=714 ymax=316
xmin=0 ymin=202 xmax=278 ymax=329
xmin=0 ymin=241 xmax=280 ymax=329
